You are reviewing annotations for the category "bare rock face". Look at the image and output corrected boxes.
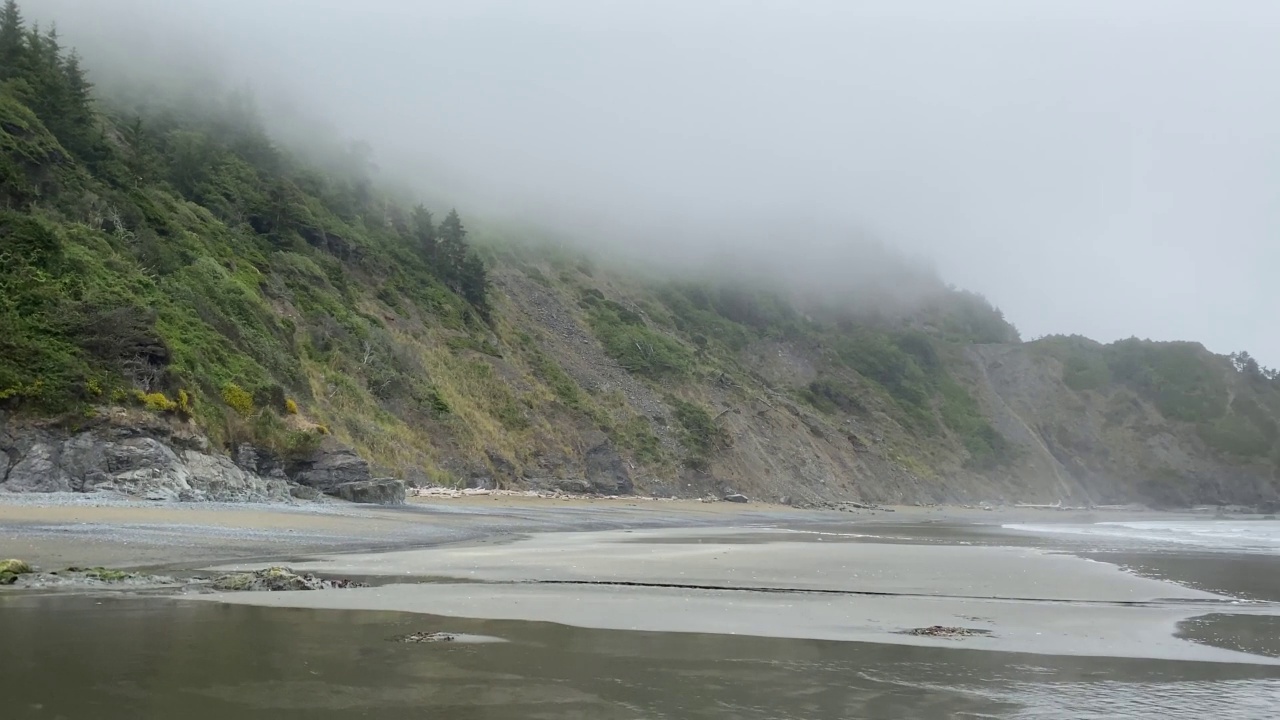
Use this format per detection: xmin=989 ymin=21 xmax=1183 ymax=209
xmin=0 ymin=414 xmax=291 ymax=501
xmin=279 ymin=439 xmax=407 ymax=504
xmin=4 ymin=443 xmax=73 ymax=492
xmin=584 ymin=441 xmax=633 ymax=495
xmin=331 ymin=478 xmax=405 ymax=505
xmin=287 ymin=440 xmax=372 ymax=492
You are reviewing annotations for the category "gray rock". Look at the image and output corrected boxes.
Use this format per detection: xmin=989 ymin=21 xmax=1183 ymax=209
xmin=288 ymin=442 xmax=371 ymax=491
xmin=4 ymin=443 xmax=73 ymax=492
xmin=723 ymin=493 xmax=750 ymax=503
xmin=211 ymin=566 xmax=366 ymax=591
xmin=331 ymin=478 xmax=405 ymax=505
xmin=526 ymin=477 xmax=593 ymax=494
xmin=585 ymin=441 xmax=633 ymax=495
xmin=289 ymin=483 xmax=323 ymax=501
xmin=0 ymin=419 xmax=292 ymax=501
xmin=404 ymin=468 xmax=430 ymax=488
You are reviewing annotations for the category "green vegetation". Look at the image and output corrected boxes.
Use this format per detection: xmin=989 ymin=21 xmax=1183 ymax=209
xmin=1035 ymin=335 xmax=1280 ymax=461
xmin=0 ymin=0 xmax=1273 ymax=504
xmin=0 ymin=558 xmax=33 ymax=585
xmin=583 ymin=292 xmax=694 ymax=379
xmin=0 ymin=1 xmax=498 ymax=471
xmin=801 ymin=379 xmax=866 ymax=416
xmin=66 ymin=566 xmax=134 ymax=582
xmin=667 ymin=396 xmax=726 ymax=471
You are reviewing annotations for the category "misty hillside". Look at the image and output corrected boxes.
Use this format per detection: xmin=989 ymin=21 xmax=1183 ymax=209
xmin=2 ymin=2 xmax=1278 ymax=507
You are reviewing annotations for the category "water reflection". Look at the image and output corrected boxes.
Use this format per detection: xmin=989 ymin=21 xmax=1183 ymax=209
xmin=2 ymin=595 xmax=1278 ymax=719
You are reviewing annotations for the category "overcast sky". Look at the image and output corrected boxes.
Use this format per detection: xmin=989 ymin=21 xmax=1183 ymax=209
xmin=32 ymin=0 xmax=1280 ymax=363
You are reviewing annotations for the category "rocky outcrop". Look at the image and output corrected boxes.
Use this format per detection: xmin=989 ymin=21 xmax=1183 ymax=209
xmin=286 ymin=440 xmax=373 ymax=492
xmin=0 ymin=409 xmax=405 ymax=505
xmin=585 ymin=441 xmax=633 ymax=494
xmin=210 ymin=566 xmax=366 ymax=591
xmin=331 ymin=478 xmax=405 ymax=505
xmin=0 ymin=411 xmax=291 ymax=501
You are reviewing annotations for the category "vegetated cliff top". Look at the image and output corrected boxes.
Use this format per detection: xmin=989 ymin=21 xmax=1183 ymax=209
xmin=1 ymin=0 xmax=1276 ymax=506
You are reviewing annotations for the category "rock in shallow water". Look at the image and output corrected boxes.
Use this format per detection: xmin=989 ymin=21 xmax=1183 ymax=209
xmin=397 ymin=631 xmax=457 ymax=643
xmin=0 ymin=558 xmax=34 ymax=585
xmin=903 ymin=625 xmax=991 ymax=638
xmin=211 ymin=567 xmax=367 ymax=592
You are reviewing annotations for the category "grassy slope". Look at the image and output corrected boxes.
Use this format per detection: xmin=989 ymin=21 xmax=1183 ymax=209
xmin=2 ymin=49 xmax=1277 ymax=504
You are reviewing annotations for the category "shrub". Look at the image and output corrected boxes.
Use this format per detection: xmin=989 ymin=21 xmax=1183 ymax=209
xmin=221 ymin=382 xmax=254 ymax=415
xmin=282 ymin=429 xmax=323 ymax=458
xmin=284 ymin=397 xmax=299 ymax=414
xmin=139 ymin=391 xmax=177 ymax=412
xmin=176 ymin=389 xmax=193 ymax=417
xmin=802 ymin=379 xmax=866 ymax=415
xmin=667 ymin=396 xmax=726 ymax=470
xmin=589 ymin=307 xmax=694 ymax=379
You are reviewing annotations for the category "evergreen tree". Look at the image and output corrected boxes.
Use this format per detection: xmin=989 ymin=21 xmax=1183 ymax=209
xmin=435 ymin=208 xmax=489 ymax=314
xmin=457 ymin=251 xmax=490 ymax=317
xmin=0 ymin=0 xmax=22 ymax=78
xmin=410 ymin=204 xmax=437 ymax=263
xmin=436 ymin=208 xmax=468 ymax=288
xmin=120 ymin=116 xmax=156 ymax=184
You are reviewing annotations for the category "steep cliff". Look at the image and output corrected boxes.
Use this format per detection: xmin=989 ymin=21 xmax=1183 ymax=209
xmin=1 ymin=2 xmax=1276 ymax=506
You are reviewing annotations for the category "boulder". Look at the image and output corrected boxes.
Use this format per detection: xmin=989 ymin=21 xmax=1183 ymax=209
xmin=331 ymin=478 xmax=405 ymax=505
xmin=584 ymin=441 xmax=633 ymax=494
xmin=723 ymin=493 xmax=750 ymax=503
xmin=211 ymin=566 xmax=366 ymax=591
xmin=288 ymin=442 xmax=371 ymax=492
xmin=0 ymin=558 xmax=33 ymax=585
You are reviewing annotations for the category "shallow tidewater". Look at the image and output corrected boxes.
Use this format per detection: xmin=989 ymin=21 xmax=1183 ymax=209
xmin=2 ymin=595 xmax=1279 ymax=720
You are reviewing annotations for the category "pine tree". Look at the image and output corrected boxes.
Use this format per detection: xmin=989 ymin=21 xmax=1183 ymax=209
xmin=436 ymin=208 xmax=468 ymax=289
xmin=457 ymin=251 xmax=490 ymax=317
xmin=0 ymin=0 xmax=23 ymax=79
xmin=434 ymin=208 xmax=489 ymax=313
xmin=410 ymin=204 xmax=437 ymax=263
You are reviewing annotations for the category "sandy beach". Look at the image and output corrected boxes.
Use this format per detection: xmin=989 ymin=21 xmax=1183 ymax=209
xmin=5 ymin=494 xmax=1280 ymax=719
xmin=3 ymin=493 xmax=1274 ymax=664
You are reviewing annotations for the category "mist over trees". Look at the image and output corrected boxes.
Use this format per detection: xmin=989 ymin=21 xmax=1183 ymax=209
xmin=18 ymin=0 xmax=1278 ymax=368
xmin=0 ymin=0 xmax=489 ymax=433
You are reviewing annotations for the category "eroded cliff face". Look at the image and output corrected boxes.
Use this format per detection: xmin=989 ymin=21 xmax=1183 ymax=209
xmin=1 ymin=39 xmax=1273 ymax=509
xmin=0 ymin=409 xmax=403 ymax=504
xmin=965 ymin=345 xmax=1278 ymax=507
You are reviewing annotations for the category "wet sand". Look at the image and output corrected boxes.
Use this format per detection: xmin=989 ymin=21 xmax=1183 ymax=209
xmin=0 ymin=492 xmax=1146 ymax=570
xmin=8 ymin=595 xmax=1278 ymax=720
xmin=200 ymin=526 xmax=1269 ymax=663
xmin=0 ymin=494 xmax=802 ymax=569
xmin=5 ymin=494 xmax=1280 ymax=717
xmin=5 ymin=494 xmax=1276 ymax=664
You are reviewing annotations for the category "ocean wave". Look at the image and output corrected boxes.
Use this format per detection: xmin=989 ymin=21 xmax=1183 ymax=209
xmin=1002 ymin=520 xmax=1280 ymax=553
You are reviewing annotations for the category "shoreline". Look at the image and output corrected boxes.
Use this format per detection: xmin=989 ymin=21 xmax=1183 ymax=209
xmin=4 ymin=493 xmax=1279 ymax=664
xmin=0 ymin=490 xmax=1228 ymax=571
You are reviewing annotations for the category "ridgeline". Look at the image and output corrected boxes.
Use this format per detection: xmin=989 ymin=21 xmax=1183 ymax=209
xmin=1 ymin=1 xmax=1277 ymax=507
